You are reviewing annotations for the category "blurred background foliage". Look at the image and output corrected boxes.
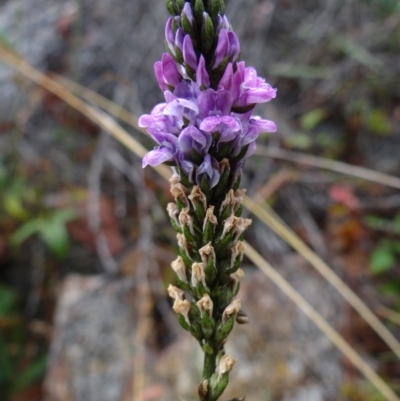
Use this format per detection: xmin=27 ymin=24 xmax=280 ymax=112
xmin=0 ymin=0 xmax=399 ymax=400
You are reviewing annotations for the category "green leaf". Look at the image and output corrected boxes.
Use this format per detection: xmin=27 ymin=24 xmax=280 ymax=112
xmin=369 ymin=243 xmax=396 ymax=274
xmin=0 ymin=285 xmax=18 ymax=317
xmin=300 ymin=109 xmax=327 ymax=131
xmin=10 ymin=219 xmax=44 ymax=248
xmin=38 ymin=218 xmax=70 ymax=260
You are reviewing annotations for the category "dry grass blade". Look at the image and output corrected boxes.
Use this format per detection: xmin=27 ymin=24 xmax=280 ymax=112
xmin=243 ymin=195 xmax=400 ymax=361
xmin=255 ymin=145 xmax=400 ymax=190
xmin=244 ymin=242 xmax=400 ymax=401
xmin=2 ymin=45 xmax=399 ymax=401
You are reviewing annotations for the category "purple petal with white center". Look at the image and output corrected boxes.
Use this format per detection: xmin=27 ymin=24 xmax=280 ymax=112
xmin=196 ymin=154 xmax=221 ymax=188
xmin=213 ymin=29 xmax=229 ymax=69
xmin=183 ymin=35 xmax=197 ymax=70
xmin=196 ymin=55 xmax=210 ymax=88
xmin=142 ymin=147 xmax=174 ymax=168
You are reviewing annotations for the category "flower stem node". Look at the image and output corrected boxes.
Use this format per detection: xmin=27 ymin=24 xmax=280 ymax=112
xmin=171 ymin=256 xmax=189 ymax=283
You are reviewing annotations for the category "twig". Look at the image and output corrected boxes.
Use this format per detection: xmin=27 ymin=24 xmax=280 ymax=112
xmin=286 ymin=187 xmax=327 ymax=256
xmin=255 ymin=145 xmax=400 ymax=191
xmin=244 ymin=241 xmax=400 ymax=401
xmin=377 ymin=306 xmax=400 ymax=326
xmin=88 ymin=132 xmax=119 ymax=274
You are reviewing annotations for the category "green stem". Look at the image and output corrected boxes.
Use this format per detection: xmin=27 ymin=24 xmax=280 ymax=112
xmin=202 ymin=350 xmax=217 ymax=380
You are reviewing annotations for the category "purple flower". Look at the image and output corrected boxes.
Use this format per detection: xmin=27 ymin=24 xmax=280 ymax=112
xmin=196 ymin=154 xmax=221 ymax=188
xmin=154 ymin=53 xmax=182 ymax=90
xmin=199 ymin=116 xmax=240 ymax=144
xmin=182 ymin=2 xmax=194 ymax=26
xmin=197 ymin=89 xmax=233 ymax=119
xmin=213 ymin=29 xmax=229 ymax=69
xmin=183 ymin=35 xmax=197 ymax=71
xmin=196 ymin=55 xmax=210 ymax=88
xmin=178 ymin=126 xmax=212 ymax=157
xmin=142 ymin=147 xmax=175 ymax=168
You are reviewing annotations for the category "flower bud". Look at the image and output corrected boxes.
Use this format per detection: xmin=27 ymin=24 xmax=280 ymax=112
xmin=188 ymin=185 xmax=207 ymax=211
xmin=221 ymin=214 xmax=239 ymax=238
xmin=230 ymin=241 xmax=246 ymax=269
xmin=171 ymin=256 xmax=188 ymax=283
xmin=167 ymin=284 xmax=185 ymax=301
xmin=170 ymin=181 xmax=188 ymax=207
xmin=173 ymin=299 xmax=191 ymax=325
xmin=179 ymin=207 xmax=195 ymax=235
xmin=230 ymin=268 xmax=244 ymax=292
xmin=191 ymin=262 xmax=207 ymax=288
xmin=203 ymin=206 xmax=218 ymax=232
xmin=217 ymin=354 xmax=236 ymax=381
xmin=197 ymin=293 xmax=213 ymax=317
xmin=199 ymin=242 xmax=216 ymax=267
xmin=201 ymin=12 xmax=214 ymax=54
xmin=177 ymin=233 xmax=191 ymax=259
xmin=183 ymin=35 xmax=198 ymax=71
xmin=198 ymin=379 xmax=208 ymax=401
xmin=222 ymin=299 xmax=241 ymax=323
xmin=167 ymin=202 xmax=179 ymax=223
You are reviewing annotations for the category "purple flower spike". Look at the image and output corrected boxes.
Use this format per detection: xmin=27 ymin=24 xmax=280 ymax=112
xmin=183 ymin=35 xmax=198 ymax=71
xmin=213 ymin=29 xmax=229 ymax=69
xmin=196 ymin=154 xmax=221 ymax=188
xmin=196 ymin=55 xmax=210 ymax=89
xmin=142 ymin=147 xmax=175 ymax=168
